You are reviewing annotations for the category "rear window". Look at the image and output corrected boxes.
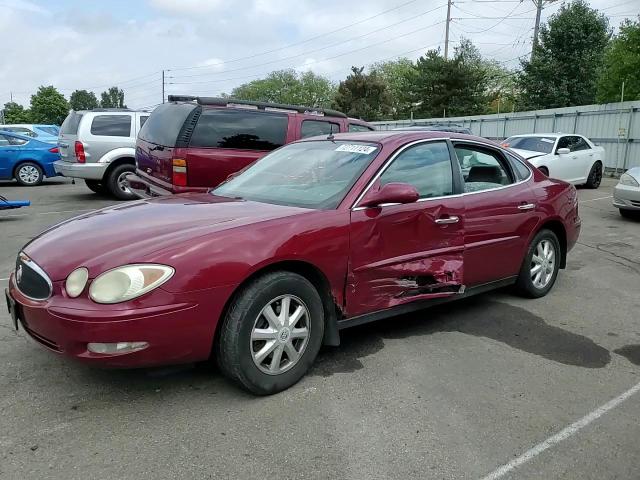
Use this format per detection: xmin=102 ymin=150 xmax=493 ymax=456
xmin=349 ymin=123 xmax=374 ymax=132
xmin=37 ymin=126 xmax=59 ymax=136
xmin=138 ymin=102 xmax=196 ymax=147
xmin=90 ymin=115 xmax=132 ymax=137
xmin=60 ymin=112 xmax=84 ymax=135
xmin=505 ymin=136 xmax=555 ymax=154
xmin=189 ymin=109 xmax=288 ymax=150
xmin=301 ymin=120 xmax=339 ymax=138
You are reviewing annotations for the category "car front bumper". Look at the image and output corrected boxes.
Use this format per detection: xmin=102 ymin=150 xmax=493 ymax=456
xmin=53 ymin=160 xmax=107 ymax=181
xmin=613 ymin=183 xmax=640 ymax=211
xmin=6 ymin=273 xmax=234 ymax=368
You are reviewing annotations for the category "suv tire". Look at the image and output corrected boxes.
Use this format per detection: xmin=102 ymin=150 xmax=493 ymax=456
xmin=515 ymin=229 xmax=561 ymax=298
xmin=15 ymin=162 xmax=44 ymax=186
xmin=105 ymin=163 xmax=137 ymax=200
xmin=85 ymin=180 xmax=106 ymax=194
xmin=216 ymin=271 xmax=324 ymax=395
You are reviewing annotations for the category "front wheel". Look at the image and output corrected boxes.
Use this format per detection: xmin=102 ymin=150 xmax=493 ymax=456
xmin=15 ymin=162 xmax=43 ymax=186
xmin=620 ymin=209 xmax=640 ymax=220
xmin=515 ymin=229 xmax=561 ymax=298
xmin=585 ymin=161 xmax=602 ymax=189
xmin=105 ymin=164 xmax=136 ymax=200
xmin=216 ymin=271 xmax=324 ymax=395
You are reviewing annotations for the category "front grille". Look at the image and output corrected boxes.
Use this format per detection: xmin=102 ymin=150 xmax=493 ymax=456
xmin=22 ymin=323 xmax=62 ymax=352
xmin=15 ymin=253 xmax=52 ymax=300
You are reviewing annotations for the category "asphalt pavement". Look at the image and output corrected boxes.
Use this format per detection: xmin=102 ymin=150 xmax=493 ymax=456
xmin=1 ymin=176 xmax=639 ymax=480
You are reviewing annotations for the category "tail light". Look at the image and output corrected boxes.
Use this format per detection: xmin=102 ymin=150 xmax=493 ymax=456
xmin=500 ymin=142 xmax=509 ymax=148
xmin=172 ymin=158 xmax=187 ymax=186
xmin=49 ymin=147 xmax=59 ymax=153
xmin=74 ymin=141 xmax=86 ymax=163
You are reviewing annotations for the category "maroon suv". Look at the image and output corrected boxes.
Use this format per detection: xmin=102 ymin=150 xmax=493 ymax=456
xmin=127 ymin=96 xmax=374 ymax=197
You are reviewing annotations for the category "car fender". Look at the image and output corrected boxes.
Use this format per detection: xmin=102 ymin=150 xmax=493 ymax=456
xmin=98 ymin=147 xmax=136 ymax=164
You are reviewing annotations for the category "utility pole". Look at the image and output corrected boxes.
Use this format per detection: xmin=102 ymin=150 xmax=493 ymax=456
xmin=162 ymin=70 xmax=165 ymax=104
xmin=531 ymin=0 xmax=557 ymax=61
xmin=444 ymin=0 xmax=452 ymax=60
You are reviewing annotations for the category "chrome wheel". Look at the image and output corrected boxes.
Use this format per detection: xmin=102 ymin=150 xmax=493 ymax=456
xmin=116 ymin=171 xmax=131 ymax=194
xmin=18 ymin=165 xmax=40 ymax=184
xmin=250 ymin=294 xmax=310 ymax=375
xmin=531 ymin=239 xmax=556 ymax=289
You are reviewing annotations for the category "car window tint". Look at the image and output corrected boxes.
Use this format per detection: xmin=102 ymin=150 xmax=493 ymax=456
xmin=379 ymin=141 xmax=453 ymax=198
xmin=505 ymin=136 xmax=555 ymax=154
xmin=0 ymin=134 xmax=11 ymax=146
xmin=190 ymin=109 xmax=288 ymax=150
xmin=138 ymin=102 xmax=196 ymax=147
xmin=507 ymin=153 xmax=531 ymax=180
xmin=61 ymin=112 xmax=84 ymax=134
xmin=90 ymin=115 xmax=132 ymax=137
xmin=38 ymin=126 xmax=59 ymax=136
xmin=454 ymin=145 xmax=514 ymax=192
xmin=573 ymin=137 xmax=590 ymax=151
xmin=7 ymin=135 xmax=28 ymax=145
xmin=557 ymin=136 xmax=572 ymax=150
xmin=139 ymin=116 xmax=149 ymax=128
xmin=349 ymin=124 xmax=373 ymax=132
xmin=301 ymin=120 xmax=339 ymax=138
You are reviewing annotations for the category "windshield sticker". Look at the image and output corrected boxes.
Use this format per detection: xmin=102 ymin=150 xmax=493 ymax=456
xmin=335 ymin=144 xmax=377 ymax=155
xmin=540 ymin=138 xmax=555 ymax=143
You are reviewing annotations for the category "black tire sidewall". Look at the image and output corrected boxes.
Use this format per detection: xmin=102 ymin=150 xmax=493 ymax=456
xmin=219 ymin=272 xmax=324 ymax=395
xmin=15 ymin=162 xmax=43 ymax=186
xmin=106 ymin=164 xmax=136 ymax=200
xmin=517 ymin=229 xmax=561 ymax=298
xmin=586 ymin=162 xmax=602 ymax=189
xmin=84 ymin=179 xmax=105 ymax=194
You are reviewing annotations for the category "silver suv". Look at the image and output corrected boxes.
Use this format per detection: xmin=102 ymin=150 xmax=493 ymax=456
xmin=55 ymin=109 xmax=149 ymax=199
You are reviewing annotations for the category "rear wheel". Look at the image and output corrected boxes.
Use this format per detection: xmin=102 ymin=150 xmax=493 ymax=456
xmin=515 ymin=229 xmax=561 ymax=298
xmin=585 ymin=161 xmax=602 ymax=189
xmin=105 ymin=164 xmax=136 ymax=200
xmin=14 ymin=162 xmax=43 ymax=186
xmin=216 ymin=271 xmax=324 ymax=395
xmin=84 ymin=179 xmax=106 ymax=194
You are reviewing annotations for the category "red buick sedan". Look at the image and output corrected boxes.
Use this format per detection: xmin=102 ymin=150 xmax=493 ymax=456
xmin=6 ymin=131 xmax=580 ymax=395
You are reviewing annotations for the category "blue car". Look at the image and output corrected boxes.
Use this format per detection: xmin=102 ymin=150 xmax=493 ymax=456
xmin=0 ymin=131 xmax=61 ymax=186
xmin=0 ymin=124 xmax=59 ymax=144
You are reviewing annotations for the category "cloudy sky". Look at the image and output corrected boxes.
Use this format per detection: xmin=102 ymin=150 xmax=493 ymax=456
xmin=1 ymin=0 xmax=636 ymax=110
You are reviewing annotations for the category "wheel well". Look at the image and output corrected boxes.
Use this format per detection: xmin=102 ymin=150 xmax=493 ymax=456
xmin=538 ymin=220 xmax=567 ymax=268
xmin=12 ymin=160 xmax=42 ymax=177
xmin=213 ymin=261 xmax=342 ymax=353
xmin=103 ymin=157 xmax=135 ymax=180
xmin=538 ymin=166 xmax=549 ymax=174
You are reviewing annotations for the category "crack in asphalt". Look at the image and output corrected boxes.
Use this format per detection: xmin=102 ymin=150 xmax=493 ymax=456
xmin=576 ymin=241 xmax=640 ymax=275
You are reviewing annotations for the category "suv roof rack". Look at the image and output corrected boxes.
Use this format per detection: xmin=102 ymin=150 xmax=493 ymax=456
xmin=167 ymin=95 xmax=347 ymax=119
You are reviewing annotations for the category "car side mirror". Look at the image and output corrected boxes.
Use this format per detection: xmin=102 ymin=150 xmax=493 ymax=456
xmin=557 ymin=148 xmax=570 ymax=155
xmin=359 ymin=182 xmax=419 ymax=208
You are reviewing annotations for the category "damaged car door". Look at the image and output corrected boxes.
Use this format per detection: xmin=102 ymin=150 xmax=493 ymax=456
xmin=347 ymin=140 xmax=465 ymax=317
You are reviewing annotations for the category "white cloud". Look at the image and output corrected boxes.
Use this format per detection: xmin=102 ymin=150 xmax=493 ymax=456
xmin=148 ymin=0 xmax=224 ymax=15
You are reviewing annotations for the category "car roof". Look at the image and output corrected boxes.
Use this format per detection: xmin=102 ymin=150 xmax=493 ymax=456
xmin=508 ymin=133 xmax=578 ymax=139
xmin=300 ymin=130 xmax=498 ymax=147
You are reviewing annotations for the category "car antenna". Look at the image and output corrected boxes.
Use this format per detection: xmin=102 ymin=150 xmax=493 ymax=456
xmin=327 ymin=124 xmax=336 ymax=142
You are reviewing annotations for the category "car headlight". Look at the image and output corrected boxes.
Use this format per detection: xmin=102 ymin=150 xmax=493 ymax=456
xmin=66 ymin=267 xmax=89 ymax=298
xmin=619 ymin=173 xmax=640 ymax=187
xmin=89 ymin=264 xmax=174 ymax=304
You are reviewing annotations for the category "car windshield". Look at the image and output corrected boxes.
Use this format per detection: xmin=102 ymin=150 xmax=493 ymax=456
xmin=213 ymin=140 xmax=380 ymax=209
xmin=506 ymin=136 xmax=555 ymax=154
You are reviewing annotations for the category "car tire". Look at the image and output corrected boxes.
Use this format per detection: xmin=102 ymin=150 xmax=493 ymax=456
xmin=84 ymin=179 xmax=106 ymax=194
xmin=585 ymin=161 xmax=602 ymax=189
xmin=105 ymin=164 xmax=137 ymax=200
xmin=14 ymin=162 xmax=43 ymax=186
xmin=515 ymin=229 xmax=561 ymax=298
xmin=216 ymin=271 xmax=324 ymax=395
xmin=619 ymin=209 xmax=640 ymax=220
xmin=538 ymin=166 xmax=549 ymax=176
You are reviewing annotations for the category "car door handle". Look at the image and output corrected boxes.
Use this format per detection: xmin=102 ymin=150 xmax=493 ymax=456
xmin=518 ymin=203 xmax=536 ymax=211
xmin=435 ymin=216 xmax=460 ymax=224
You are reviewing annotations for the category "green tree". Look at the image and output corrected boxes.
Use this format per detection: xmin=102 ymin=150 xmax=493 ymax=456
xmin=69 ymin=89 xmax=99 ymax=110
xmin=2 ymin=102 xmax=32 ymax=123
xmin=483 ymin=61 xmax=518 ymax=113
xmin=413 ymin=40 xmax=488 ymax=118
xmin=332 ymin=66 xmax=393 ymax=121
xmin=370 ymin=58 xmax=417 ymax=119
xmin=597 ymin=18 xmax=640 ymax=103
xmin=229 ymin=69 xmax=336 ymax=108
xmin=518 ymin=0 xmax=610 ymax=109
xmin=30 ymin=86 xmax=69 ymax=124
xmin=100 ymin=86 xmax=126 ymax=108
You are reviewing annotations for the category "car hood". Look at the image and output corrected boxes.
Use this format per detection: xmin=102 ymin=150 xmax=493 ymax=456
xmin=22 ymin=193 xmax=310 ymax=281
xmin=510 ymin=148 xmax=549 ymax=160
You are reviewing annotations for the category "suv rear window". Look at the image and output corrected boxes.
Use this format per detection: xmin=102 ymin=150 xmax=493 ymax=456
xmin=301 ymin=120 xmax=339 ymax=138
xmin=189 ymin=109 xmax=288 ymax=150
xmin=91 ymin=115 xmax=132 ymax=137
xmin=60 ymin=112 xmax=84 ymax=135
xmin=138 ymin=102 xmax=197 ymax=147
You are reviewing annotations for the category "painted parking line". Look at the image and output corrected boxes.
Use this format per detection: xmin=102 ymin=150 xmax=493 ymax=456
xmin=1 ymin=208 xmax=94 ymax=218
xmin=0 ymin=278 xmax=8 ymax=282
xmin=480 ymin=380 xmax=640 ymax=480
xmin=579 ymin=195 xmax=612 ymax=204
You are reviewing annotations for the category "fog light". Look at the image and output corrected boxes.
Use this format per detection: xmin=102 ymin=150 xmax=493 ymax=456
xmin=87 ymin=342 xmax=148 ymax=354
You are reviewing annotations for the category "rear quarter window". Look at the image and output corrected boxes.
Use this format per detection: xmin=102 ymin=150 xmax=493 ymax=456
xmin=138 ymin=102 xmax=197 ymax=147
xmin=189 ymin=109 xmax=288 ymax=150
xmin=348 ymin=123 xmax=374 ymax=132
xmin=90 ymin=115 xmax=132 ymax=137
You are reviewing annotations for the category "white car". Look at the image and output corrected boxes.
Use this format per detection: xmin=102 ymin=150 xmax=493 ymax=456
xmin=613 ymin=167 xmax=640 ymax=219
xmin=503 ymin=133 xmax=604 ymax=188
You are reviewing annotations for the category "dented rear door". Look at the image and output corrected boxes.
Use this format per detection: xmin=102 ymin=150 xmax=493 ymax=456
xmin=346 ymin=140 xmax=465 ymax=317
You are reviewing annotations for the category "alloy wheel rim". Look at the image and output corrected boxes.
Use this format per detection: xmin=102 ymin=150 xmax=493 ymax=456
xmin=117 ymin=171 xmax=132 ymax=194
xmin=250 ymin=294 xmax=310 ymax=375
xmin=530 ymin=239 xmax=556 ymax=289
xmin=18 ymin=165 xmax=39 ymax=184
